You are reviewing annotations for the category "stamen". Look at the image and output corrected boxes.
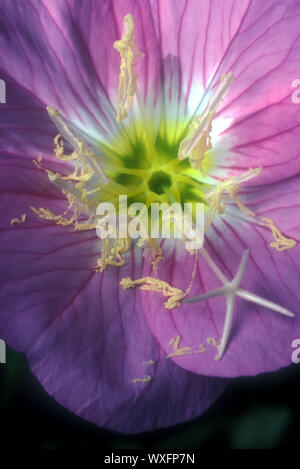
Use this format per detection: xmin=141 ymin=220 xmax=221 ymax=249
xmin=130 ymin=375 xmax=152 ymax=384
xmin=205 ymin=167 xmax=261 ymax=228
xmin=120 ymin=276 xmax=186 ymax=309
xmin=166 ymin=335 xmax=221 ymax=358
xmin=114 ymin=14 xmax=145 ymax=123
xmin=167 ymin=336 xmax=193 ymax=358
xmin=259 ymin=217 xmax=297 ymax=252
xmin=207 ymin=337 xmax=220 ymax=348
xmin=178 ymin=72 xmax=234 ymax=169
xmin=205 ymin=167 xmax=296 ymax=251
xmin=31 ymin=174 xmax=98 ymax=231
xmin=120 ymin=251 xmax=198 ymax=309
xmin=96 ymin=237 xmax=130 ymax=272
xmin=30 ymin=206 xmax=75 ymax=227
xmin=47 ymin=107 xmax=107 ymax=185
xmin=46 ymin=171 xmax=93 ymax=208
xmin=137 ymin=238 xmax=164 ymax=271
xmin=10 ymin=214 xmax=26 ymax=226
xmin=32 ymin=108 xmax=109 ymax=235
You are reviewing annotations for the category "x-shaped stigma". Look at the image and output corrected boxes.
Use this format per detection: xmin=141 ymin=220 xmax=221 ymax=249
xmin=183 ymin=249 xmax=294 ymax=360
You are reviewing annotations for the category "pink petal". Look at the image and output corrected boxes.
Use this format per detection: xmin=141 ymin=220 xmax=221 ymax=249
xmin=141 ymin=175 xmax=300 ymax=377
xmin=0 ymin=157 xmax=227 ymax=432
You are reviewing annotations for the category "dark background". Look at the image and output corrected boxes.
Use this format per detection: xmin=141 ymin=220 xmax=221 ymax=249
xmin=0 ymin=346 xmax=299 ymax=449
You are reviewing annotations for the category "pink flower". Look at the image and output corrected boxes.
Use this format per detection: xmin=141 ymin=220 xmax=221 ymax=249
xmin=0 ymin=0 xmax=299 ymax=434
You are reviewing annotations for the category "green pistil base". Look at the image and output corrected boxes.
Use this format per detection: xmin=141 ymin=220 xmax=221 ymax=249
xmin=98 ymin=121 xmax=213 ymax=217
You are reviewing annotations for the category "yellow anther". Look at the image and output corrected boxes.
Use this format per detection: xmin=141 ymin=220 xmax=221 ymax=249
xmin=137 ymin=238 xmax=164 ymax=271
xmin=53 ymin=134 xmax=95 ymax=187
xmin=47 ymin=106 xmax=59 ymax=117
xmin=47 ymin=107 xmax=107 ymax=184
xmin=53 ymin=135 xmax=77 ymax=162
xmin=114 ymin=13 xmax=145 ymax=123
xmin=167 ymin=336 xmax=193 ymax=357
xmin=130 ymin=375 xmax=152 ymax=384
xmin=179 ymin=112 xmax=214 ymax=170
xmin=205 ymin=167 xmax=296 ymax=252
xmin=32 ymin=106 xmax=107 ymax=237
xmin=121 ymin=250 xmax=197 ymax=309
xmin=206 ymin=167 xmax=261 ymax=228
xmin=166 ymin=335 xmax=211 ymax=358
xmin=30 ymin=206 xmax=75 ymax=226
xmin=178 ymin=72 xmax=234 ymax=169
xmin=206 ymin=337 xmax=220 ymax=348
xmin=197 ymin=343 xmax=207 ymax=353
xmin=74 ymin=218 xmax=98 ymax=232
xmin=96 ymin=237 xmax=130 ymax=272
xmin=120 ymin=276 xmax=186 ymax=309
xmin=10 ymin=214 xmax=26 ymax=226
xmin=259 ymin=217 xmax=297 ymax=251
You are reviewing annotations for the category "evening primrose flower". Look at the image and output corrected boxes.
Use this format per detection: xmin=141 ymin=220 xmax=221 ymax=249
xmin=0 ymin=0 xmax=299 ymax=434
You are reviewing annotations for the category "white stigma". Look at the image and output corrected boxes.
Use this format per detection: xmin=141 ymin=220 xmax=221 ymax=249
xmin=183 ymin=249 xmax=294 ymax=360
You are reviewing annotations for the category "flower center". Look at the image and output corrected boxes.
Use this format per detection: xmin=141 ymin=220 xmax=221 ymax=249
xmin=147 ymin=171 xmax=172 ymax=195
xmin=99 ymin=121 xmax=210 ymax=214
